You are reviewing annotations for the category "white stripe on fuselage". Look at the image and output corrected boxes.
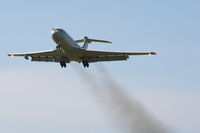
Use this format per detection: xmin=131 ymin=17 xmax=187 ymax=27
xmin=51 ymin=28 xmax=81 ymax=61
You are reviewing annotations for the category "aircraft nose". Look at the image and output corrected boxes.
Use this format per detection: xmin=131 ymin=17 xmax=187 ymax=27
xmin=51 ymin=28 xmax=56 ymax=35
xmin=51 ymin=28 xmax=60 ymax=44
xmin=51 ymin=28 xmax=57 ymax=41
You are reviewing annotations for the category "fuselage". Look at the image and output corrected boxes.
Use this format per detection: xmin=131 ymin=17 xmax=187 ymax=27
xmin=51 ymin=28 xmax=82 ymax=62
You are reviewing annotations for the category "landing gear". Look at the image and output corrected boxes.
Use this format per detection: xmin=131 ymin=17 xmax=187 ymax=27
xmin=82 ymin=60 xmax=89 ymax=68
xmin=60 ymin=61 xmax=66 ymax=68
xmin=56 ymin=45 xmax=61 ymax=49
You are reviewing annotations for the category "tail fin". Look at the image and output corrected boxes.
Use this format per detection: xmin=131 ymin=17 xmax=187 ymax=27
xmin=82 ymin=37 xmax=89 ymax=49
xmin=76 ymin=36 xmax=112 ymax=50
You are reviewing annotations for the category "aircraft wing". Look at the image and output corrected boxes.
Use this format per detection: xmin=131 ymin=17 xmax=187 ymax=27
xmin=8 ymin=49 xmax=68 ymax=62
xmin=81 ymin=50 xmax=156 ymax=62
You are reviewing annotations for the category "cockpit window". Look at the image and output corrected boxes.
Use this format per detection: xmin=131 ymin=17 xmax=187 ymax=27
xmin=57 ymin=29 xmax=63 ymax=32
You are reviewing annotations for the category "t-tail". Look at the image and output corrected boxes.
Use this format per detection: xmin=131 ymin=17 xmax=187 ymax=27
xmin=75 ymin=36 xmax=112 ymax=50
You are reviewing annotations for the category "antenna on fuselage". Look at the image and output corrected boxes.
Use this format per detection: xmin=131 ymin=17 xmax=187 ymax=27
xmin=52 ymin=27 xmax=56 ymax=31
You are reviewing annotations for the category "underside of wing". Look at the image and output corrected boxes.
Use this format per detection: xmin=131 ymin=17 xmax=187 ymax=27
xmin=81 ymin=50 xmax=156 ymax=63
xmin=8 ymin=49 xmax=68 ymax=63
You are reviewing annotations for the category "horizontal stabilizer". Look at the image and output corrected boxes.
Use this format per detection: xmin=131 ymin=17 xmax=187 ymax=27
xmin=76 ymin=36 xmax=112 ymax=44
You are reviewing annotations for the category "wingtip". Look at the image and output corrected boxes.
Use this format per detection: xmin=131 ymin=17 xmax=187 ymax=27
xmin=149 ymin=52 xmax=157 ymax=55
xmin=8 ymin=54 xmax=14 ymax=57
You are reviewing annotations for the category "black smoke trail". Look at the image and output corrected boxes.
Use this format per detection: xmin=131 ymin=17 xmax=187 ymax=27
xmin=73 ymin=64 xmax=170 ymax=133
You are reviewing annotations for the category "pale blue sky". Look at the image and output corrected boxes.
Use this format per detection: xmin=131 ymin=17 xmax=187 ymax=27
xmin=0 ymin=0 xmax=200 ymax=133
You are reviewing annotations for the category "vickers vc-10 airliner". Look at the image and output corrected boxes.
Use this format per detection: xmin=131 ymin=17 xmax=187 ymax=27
xmin=8 ymin=28 xmax=156 ymax=68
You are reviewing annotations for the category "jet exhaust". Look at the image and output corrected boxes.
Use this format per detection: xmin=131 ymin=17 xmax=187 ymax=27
xmin=72 ymin=64 xmax=170 ymax=133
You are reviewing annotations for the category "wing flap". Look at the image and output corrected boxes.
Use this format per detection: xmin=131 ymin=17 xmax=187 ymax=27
xmin=8 ymin=49 xmax=68 ymax=63
xmin=84 ymin=55 xmax=128 ymax=63
xmin=31 ymin=55 xmax=69 ymax=63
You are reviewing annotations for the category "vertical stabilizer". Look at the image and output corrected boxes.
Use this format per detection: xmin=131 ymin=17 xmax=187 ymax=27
xmin=82 ymin=36 xmax=89 ymax=49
